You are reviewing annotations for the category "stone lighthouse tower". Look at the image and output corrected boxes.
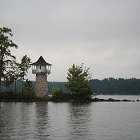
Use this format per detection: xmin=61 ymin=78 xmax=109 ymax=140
xmin=32 ymin=56 xmax=52 ymax=97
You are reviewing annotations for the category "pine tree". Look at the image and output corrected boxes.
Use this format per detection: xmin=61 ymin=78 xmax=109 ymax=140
xmin=0 ymin=27 xmax=18 ymax=92
xmin=65 ymin=64 xmax=92 ymax=100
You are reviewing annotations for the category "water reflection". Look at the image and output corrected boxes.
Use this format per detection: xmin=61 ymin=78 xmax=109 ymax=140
xmin=0 ymin=102 xmax=7 ymax=139
xmin=0 ymin=102 xmax=36 ymax=139
xmin=68 ymin=102 xmax=93 ymax=140
xmin=0 ymin=100 xmax=140 ymax=140
xmin=46 ymin=102 xmax=70 ymax=140
xmin=34 ymin=102 xmax=49 ymax=139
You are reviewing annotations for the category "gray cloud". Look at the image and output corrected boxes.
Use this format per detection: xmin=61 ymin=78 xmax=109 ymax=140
xmin=1 ymin=0 xmax=140 ymax=81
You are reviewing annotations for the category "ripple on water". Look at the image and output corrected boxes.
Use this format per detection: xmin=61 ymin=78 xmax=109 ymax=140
xmin=0 ymin=99 xmax=140 ymax=140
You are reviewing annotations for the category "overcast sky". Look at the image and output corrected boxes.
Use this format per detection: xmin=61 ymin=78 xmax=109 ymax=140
xmin=1 ymin=0 xmax=140 ymax=81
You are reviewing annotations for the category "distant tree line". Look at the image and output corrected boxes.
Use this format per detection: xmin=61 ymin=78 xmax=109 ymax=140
xmin=2 ymin=78 xmax=140 ymax=95
xmin=48 ymin=78 xmax=140 ymax=95
xmin=90 ymin=78 xmax=140 ymax=95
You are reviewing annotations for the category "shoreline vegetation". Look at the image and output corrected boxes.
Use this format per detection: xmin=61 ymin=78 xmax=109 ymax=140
xmin=0 ymin=92 xmax=140 ymax=102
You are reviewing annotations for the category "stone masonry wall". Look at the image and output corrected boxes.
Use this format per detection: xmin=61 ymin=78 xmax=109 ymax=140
xmin=35 ymin=73 xmax=48 ymax=97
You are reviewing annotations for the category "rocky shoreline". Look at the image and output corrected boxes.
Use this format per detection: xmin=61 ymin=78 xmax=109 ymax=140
xmin=92 ymin=97 xmax=140 ymax=102
xmin=0 ymin=97 xmax=140 ymax=102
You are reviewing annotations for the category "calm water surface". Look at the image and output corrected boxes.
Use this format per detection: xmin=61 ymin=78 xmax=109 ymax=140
xmin=0 ymin=95 xmax=140 ymax=140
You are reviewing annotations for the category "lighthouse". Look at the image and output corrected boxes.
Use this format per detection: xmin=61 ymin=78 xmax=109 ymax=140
xmin=32 ymin=56 xmax=52 ymax=97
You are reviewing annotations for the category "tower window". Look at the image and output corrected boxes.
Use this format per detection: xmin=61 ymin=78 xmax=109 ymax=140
xmin=40 ymin=66 xmax=41 ymax=69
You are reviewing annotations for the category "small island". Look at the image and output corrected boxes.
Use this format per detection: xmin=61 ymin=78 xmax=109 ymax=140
xmin=0 ymin=27 xmax=140 ymax=102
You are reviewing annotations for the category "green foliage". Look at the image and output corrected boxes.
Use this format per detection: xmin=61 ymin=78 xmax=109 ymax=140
xmin=18 ymin=55 xmax=31 ymax=80
xmin=0 ymin=27 xmax=18 ymax=92
xmin=51 ymin=87 xmax=71 ymax=100
xmin=0 ymin=80 xmax=35 ymax=101
xmin=65 ymin=64 xmax=92 ymax=100
xmin=23 ymin=80 xmax=34 ymax=95
xmin=16 ymin=55 xmax=31 ymax=94
xmin=90 ymin=78 xmax=140 ymax=95
xmin=3 ymin=70 xmax=15 ymax=91
xmin=48 ymin=81 xmax=68 ymax=93
xmin=16 ymin=80 xmax=35 ymax=99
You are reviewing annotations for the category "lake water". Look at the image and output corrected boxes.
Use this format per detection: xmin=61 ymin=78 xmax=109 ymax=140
xmin=0 ymin=95 xmax=140 ymax=140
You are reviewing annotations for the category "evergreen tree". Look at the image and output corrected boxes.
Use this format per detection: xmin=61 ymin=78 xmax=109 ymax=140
xmin=18 ymin=55 xmax=31 ymax=80
xmin=0 ymin=27 xmax=18 ymax=92
xmin=18 ymin=55 xmax=31 ymax=93
xmin=65 ymin=64 xmax=92 ymax=100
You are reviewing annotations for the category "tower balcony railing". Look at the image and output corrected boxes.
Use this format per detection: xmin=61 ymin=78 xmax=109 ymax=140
xmin=32 ymin=69 xmax=51 ymax=74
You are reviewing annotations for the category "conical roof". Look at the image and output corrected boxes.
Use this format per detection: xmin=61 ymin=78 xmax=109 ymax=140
xmin=32 ymin=56 xmax=52 ymax=66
